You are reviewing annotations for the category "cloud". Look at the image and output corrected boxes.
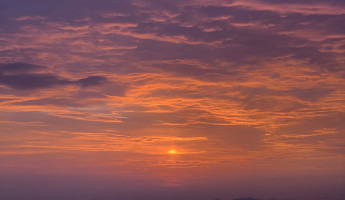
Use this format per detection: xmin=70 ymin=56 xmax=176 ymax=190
xmin=0 ymin=62 xmax=44 ymax=72
xmin=13 ymin=98 xmax=81 ymax=107
xmin=230 ymin=0 xmax=345 ymax=15
xmin=77 ymin=76 xmax=107 ymax=87
xmin=0 ymin=72 xmax=71 ymax=90
xmin=0 ymin=63 xmax=107 ymax=90
xmin=14 ymin=15 xmax=46 ymax=21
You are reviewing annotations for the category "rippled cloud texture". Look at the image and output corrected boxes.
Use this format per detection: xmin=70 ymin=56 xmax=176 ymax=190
xmin=0 ymin=0 xmax=344 ymax=200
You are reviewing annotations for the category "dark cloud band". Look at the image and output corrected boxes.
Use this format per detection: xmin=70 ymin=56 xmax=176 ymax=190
xmin=0 ymin=63 xmax=107 ymax=90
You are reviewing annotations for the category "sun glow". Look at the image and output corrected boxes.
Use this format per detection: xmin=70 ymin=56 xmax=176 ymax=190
xmin=168 ymin=149 xmax=177 ymax=154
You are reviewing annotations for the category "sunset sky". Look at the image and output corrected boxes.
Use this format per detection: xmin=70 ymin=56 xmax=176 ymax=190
xmin=0 ymin=0 xmax=345 ymax=200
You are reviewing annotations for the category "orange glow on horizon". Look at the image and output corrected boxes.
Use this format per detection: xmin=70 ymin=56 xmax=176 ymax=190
xmin=168 ymin=149 xmax=177 ymax=154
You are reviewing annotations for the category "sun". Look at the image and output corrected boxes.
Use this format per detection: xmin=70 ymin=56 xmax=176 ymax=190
xmin=168 ymin=149 xmax=177 ymax=154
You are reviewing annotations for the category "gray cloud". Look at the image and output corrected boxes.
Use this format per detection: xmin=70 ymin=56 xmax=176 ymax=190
xmin=0 ymin=63 xmax=107 ymax=90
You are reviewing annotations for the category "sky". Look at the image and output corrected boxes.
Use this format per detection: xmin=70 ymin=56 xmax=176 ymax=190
xmin=0 ymin=0 xmax=345 ymax=200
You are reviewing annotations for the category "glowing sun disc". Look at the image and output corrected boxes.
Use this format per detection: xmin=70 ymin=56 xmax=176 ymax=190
xmin=168 ymin=149 xmax=177 ymax=154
